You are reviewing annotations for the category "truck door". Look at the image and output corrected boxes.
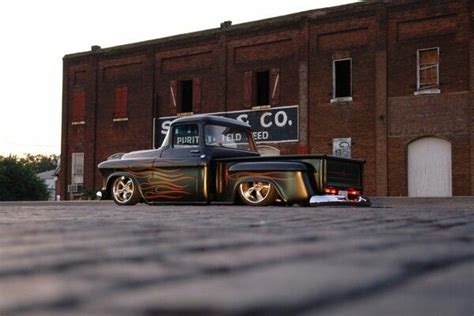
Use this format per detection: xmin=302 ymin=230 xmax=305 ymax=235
xmin=150 ymin=123 xmax=206 ymax=202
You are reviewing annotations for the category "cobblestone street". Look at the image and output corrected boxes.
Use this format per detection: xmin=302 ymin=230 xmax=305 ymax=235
xmin=0 ymin=198 xmax=473 ymax=316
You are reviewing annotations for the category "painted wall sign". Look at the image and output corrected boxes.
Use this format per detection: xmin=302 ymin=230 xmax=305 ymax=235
xmin=154 ymin=105 xmax=299 ymax=148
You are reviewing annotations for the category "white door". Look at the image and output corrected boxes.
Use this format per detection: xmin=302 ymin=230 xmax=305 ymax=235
xmin=408 ymin=137 xmax=452 ymax=197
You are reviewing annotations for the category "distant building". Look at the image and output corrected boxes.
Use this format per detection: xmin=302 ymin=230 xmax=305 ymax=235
xmin=37 ymin=170 xmax=57 ymax=201
xmin=59 ymin=0 xmax=474 ymax=199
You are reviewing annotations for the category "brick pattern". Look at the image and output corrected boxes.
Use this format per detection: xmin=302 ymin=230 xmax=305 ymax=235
xmin=60 ymin=0 xmax=473 ymax=199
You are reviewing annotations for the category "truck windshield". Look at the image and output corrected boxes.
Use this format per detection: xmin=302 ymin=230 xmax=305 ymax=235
xmin=204 ymin=124 xmax=256 ymax=152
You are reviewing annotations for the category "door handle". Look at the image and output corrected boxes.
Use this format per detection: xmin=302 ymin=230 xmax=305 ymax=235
xmin=190 ymin=149 xmax=200 ymax=154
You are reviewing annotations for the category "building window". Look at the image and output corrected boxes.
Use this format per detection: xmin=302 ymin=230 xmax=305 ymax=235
xmin=416 ymin=47 xmax=440 ymax=95
xmin=170 ymin=78 xmax=201 ymax=114
xmin=113 ymin=85 xmax=128 ymax=121
xmin=256 ymin=70 xmax=270 ymax=106
xmin=179 ymin=80 xmax=193 ymax=113
xmin=331 ymin=59 xmax=352 ymax=103
xmin=243 ymin=68 xmax=280 ymax=108
xmin=68 ymin=152 xmax=84 ymax=196
xmin=71 ymin=87 xmax=86 ymax=124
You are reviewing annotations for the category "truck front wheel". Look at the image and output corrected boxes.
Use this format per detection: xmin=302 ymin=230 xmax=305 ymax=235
xmin=238 ymin=181 xmax=278 ymax=206
xmin=111 ymin=175 xmax=141 ymax=206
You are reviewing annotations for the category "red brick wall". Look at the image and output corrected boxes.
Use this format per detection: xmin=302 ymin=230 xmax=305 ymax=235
xmin=386 ymin=0 xmax=472 ymax=195
xmin=60 ymin=0 xmax=473 ymax=198
xmin=308 ymin=11 xmax=379 ymax=195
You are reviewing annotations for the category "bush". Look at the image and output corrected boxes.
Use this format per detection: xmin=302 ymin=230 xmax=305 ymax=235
xmin=0 ymin=156 xmax=49 ymax=201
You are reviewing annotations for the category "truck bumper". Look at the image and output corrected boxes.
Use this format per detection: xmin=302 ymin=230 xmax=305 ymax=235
xmin=309 ymin=195 xmax=371 ymax=207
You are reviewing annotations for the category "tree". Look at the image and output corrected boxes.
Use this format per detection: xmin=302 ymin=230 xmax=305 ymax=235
xmin=0 ymin=156 xmax=49 ymax=201
xmin=18 ymin=154 xmax=58 ymax=173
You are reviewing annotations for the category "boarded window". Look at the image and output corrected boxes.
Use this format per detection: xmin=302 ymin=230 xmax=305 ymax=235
xmin=179 ymin=80 xmax=193 ymax=113
xmin=255 ymin=70 xmax=270 ymax=106
xmin=333 ymin=59 xmax=352 ymax=99
xmin=114 ymin=85 xmax=128 ymax=119
xmin=71 ymin=87 xmax=86 ymax=123
xmin=417 ymin=48 xmax=439 ymax=90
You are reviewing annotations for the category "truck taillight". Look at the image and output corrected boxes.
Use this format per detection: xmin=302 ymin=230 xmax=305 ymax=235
xmin=325 ymin=188 xmax=338 ymax=195
xmin=325 ymin=187 xmax=361 ymax=198
xmin=348 ymin=189 xmax=360 ymax=196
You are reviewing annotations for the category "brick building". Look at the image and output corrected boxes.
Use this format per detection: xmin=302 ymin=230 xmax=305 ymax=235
xmin=60 ymin=0 xmax=474 ymax=199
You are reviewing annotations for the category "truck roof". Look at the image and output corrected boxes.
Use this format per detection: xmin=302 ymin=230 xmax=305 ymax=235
xmin=171 ymin=115 xmax=251 ymax=129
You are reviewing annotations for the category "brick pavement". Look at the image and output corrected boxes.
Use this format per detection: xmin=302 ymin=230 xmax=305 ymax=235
xmin=0 ymin=198 xmax=473 ymax=316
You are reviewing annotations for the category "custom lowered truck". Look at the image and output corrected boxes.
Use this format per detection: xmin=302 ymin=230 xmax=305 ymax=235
xmin=97 ymin=115 xmax=370 ymax=207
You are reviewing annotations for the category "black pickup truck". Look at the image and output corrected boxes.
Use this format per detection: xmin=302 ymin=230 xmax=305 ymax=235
xmin=97 ymin=115 xmax=370 ymax=207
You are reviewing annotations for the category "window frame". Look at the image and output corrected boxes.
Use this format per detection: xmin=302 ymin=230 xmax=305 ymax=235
xmin=71 ymin=152 xmax=84 ymax=185
xmin=71 ymin=86 xmax=86 ymax=125
xmin=171 ymin=123 xmax=200 ymax=148
xmin=113 ymin=84 xmax=129 ymax=122
xmin=415 ymin=47 xmax=440 ymax=95
xmin=331 ymin=58 xmax=353 ymax=103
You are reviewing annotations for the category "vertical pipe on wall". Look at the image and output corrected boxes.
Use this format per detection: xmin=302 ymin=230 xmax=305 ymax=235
xmin=60 ymin=58 xmax=69 ymax=200
xmin=375 ymin=4 xmax=388 ymax=196
xmin=297 ymin=19 xmax=309 ymax=154
xmin=470 ymin=2 xmax=474 ymax=195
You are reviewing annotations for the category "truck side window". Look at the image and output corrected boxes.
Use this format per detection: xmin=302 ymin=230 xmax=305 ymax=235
xmin=173 ymin=124 xmax=199 ymax=148
xmin=204 ymin=124 xmax=253 ymax=151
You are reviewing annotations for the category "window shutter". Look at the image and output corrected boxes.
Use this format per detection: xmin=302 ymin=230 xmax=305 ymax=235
xmin=72 ymin=87 xmax=86 ymax=123
xmin=270 ymin=68 xmax=280 ymax=106
xmin=114 ymin=85 xmax=128 ymax=119
xmin=243 ymin=71 xmax=253 ymax=108
xmin=193 ymin=77 xmax=201 ymax=113
xmin=170 ymin=80 xmax=178 ymax=114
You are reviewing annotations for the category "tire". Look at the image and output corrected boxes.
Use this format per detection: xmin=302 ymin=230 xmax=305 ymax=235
xmin=111 ymin=175 xmax=141 ymax=206
xmin=238 ymin=181 xmax=278 ymax=206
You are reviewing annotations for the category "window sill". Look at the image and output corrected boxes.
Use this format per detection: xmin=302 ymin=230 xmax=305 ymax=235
xmin=113 ymin=118 xmax=128 ymax=122
xmin=177 ymin=112 xmax=194 ymax=117
xmin=71 ymin=121 xmax=85 ymax=126
xmin=252 ymin=105 xmax=271 ymax=110
xmin=330 ymin=97 xmax=353 ymax=103
xmin=414 ymin=88 xmax=440 ymax=96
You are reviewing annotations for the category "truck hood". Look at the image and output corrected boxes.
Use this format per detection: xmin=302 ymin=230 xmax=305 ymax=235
xmin=121 ymin=148 xmax=163 ymax=159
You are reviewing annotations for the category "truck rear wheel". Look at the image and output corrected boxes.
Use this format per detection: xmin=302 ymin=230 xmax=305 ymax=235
xmin=111 ymin=175 xmax=140 ymax=206
xmin=238 ymin=181 xmax=278 ymax=206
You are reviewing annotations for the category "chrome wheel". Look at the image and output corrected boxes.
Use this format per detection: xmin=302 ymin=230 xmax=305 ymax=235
xmin=238 ymin=181 xmax=277 ymax=206
xmin=112 ymin=176 xmax=140 ymax=205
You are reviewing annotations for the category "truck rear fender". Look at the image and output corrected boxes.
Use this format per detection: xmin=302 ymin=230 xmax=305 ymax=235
xmin=228 ymin=161 xmax=312 ymax=203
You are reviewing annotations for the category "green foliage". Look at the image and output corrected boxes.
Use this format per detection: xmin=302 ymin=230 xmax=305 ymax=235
xmin=0 ymin=156 xmax=50 ymax=201
xmin=18 ymin=154 xmax=58 ymax=173
xmin=81 ymin=188 xmax=98 ymax=200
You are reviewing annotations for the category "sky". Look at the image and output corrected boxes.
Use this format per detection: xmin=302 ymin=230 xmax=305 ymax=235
xmin=0 ymin=0 xmax=357 ymax=156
